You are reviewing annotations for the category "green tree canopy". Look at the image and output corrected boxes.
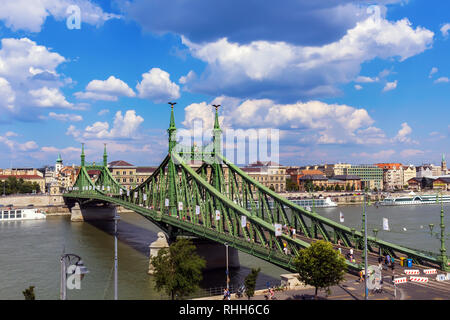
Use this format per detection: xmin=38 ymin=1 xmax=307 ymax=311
xmin=286 ymin=178 xmax=299 ymax=191
xmin=150 ymin=238 xmax=206 ymax=300
xmin=293 ymin=240 xmax=347 ymax=299
xmin=244 ymin=267 xmax=261 ymax=300
xmin=1 ymin=177 xmax=41 ymax=195
xmin=22 ymin=286 xmax=35 ymax=300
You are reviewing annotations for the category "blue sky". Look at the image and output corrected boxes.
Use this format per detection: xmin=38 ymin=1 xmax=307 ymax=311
xmin=0 ymin=0 xmax=448 ymax=168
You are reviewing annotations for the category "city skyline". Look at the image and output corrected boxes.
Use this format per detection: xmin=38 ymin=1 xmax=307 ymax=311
xmin=0 ymin=0 xmax=449 ymax=168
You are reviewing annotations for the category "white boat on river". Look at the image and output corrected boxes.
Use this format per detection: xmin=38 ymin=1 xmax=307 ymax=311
xmin=0 ymin=208 xmax=46 ymax=221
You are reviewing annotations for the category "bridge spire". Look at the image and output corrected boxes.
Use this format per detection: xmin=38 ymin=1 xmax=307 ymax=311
xmin=81 ymin=143 xmax=85 ymax=167
xmin=167 ymin=102 xmax=178 ymax=218
xmin=212 ymin=104 xmax=222 ymax=155
xmin=211 ymin=104 xmax=223 ymax=191
xmin=103 ymin=143 xmax=108 ymax=167
xmin=168 ymin=102 xmax=177 ymax=154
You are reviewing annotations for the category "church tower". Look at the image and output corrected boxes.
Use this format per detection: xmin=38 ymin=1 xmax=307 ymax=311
xmin=55 ymin=154 xmax=63 ymax=173
xmin=442 ymin=153 xmax=447 ymax=175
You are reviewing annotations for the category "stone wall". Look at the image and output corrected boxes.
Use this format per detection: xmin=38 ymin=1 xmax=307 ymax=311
xmin=0 ymin=194 xmax=64 ymax=207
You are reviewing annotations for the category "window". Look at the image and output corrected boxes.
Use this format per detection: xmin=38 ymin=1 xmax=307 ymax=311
xmin=123 ymin=178 xmax=127 ymax=183
xmin=3 ymin=211 xmax=8 ymax=219
xmin=123 ymin=171 xmax=126 ymax=175
xmin=116 ymin=171 xmax=120 ymax=175
xmin=130 ymin=178 xmax=134 ymax=183
xmin=130 ymin=171 xmax=133 ymax=175
xmin=16 ymin=210 xmax=21 ymax=218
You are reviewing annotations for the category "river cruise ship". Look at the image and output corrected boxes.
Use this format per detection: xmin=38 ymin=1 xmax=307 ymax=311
xmin=380 ymin=194 xmax=450 ymax=206
xmin=0 ymin=208 xmax=46 ymax=221
xmin=247 ymin=197 xmax=338 ymax=210
xmin=287 ymin=197 xmax=338 ymax=208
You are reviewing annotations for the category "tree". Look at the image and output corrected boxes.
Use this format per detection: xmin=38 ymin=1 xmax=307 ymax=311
xmin=0 ymin=177 xmax=41 ymax=195
xmin=304 ymin=180 xmax=314 ymax=192
xmin=244 ymin=267 xmax=261 ymax=300
xmin=286 ymin=178 xmax=299 ymax=191
xmin=150 ymin=238 xmax=206 ymax=300
xmin=22 ymin=286 xmax=35 ymax=300
xmin=293 ymin=240 xmax=347 ymax=299
xmin=334 ymin=184 xmax=341 ymax=192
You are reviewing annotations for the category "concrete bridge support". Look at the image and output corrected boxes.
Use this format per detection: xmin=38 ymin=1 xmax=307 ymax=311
xmin=69 ymin=202 xmax=117 ymax=222
xmin=148 ymin=232 xmax=170 ymax=274
xmin=148 ymin=234 xmax=240 ymax=274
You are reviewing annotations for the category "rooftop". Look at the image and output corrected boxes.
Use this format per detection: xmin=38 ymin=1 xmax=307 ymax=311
xmin=108 ymin=160 xmax=135 ymax=167
xmin=333 ymin=175 xmax=361 ymax=180
xmin=298 ymin=175 xmax=328 ymax=181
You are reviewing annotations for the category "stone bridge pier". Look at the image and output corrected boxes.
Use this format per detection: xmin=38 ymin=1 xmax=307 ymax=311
xmin=148 ymin=233 xmax=240 ymax=274
xmin=69 ymin=201 xmax=117 ymax=222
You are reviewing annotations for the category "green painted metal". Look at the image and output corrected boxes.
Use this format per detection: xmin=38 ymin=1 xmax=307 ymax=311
xmin=64 ymin=103 xmax=449 ymax=273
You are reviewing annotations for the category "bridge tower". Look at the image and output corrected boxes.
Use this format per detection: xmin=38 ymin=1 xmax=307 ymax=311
xmin=103 ymin=143 xmax=108 ymax=167
xmin=212 ymin=104 xmax=223 ymax=192
xmin=80 ymin=142 xmax=85 ymax=167
xmin=167 ymin=102 xmax=179 ymax=227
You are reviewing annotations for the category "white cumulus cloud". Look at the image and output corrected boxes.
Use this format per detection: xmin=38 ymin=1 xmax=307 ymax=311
xmin=182 ymin=16 xmax=433 ymax=101
xmin=183 ymin=97 xmax=387 ymax=146
xmin=434 ymin=77 xmax=449 ymax=84
xmin=48 ymin=112 xmax=83 ymax=122
xmin=136 ymin=68 xmax=180 ymax=103
xmin=382 ymin=80 xmax=398 ymax=92
xmin=0 ymin=0 xmax=121 ymax=32
xmin=29 ymin=87 xmax=73 ymax=108
xmin=441 ymin=23 xmax=450 ymax=38
xmin=68 ymin=110 xmax=144 ymax=140
xmin=75 ymin=76 xmax=135 ymax=101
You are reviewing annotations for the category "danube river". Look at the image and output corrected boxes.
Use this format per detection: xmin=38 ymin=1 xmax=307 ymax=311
xmin=0 ymin=203 xmax=449 ymax=300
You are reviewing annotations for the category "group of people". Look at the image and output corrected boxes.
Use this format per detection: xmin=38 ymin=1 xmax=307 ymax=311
xmin=345 ymin=248 xmax=356 ymax=263
xmin=223 ymin=288 xmax=231 ymax=300
xmin=264 ymin=287 xmax=275 ymax=300
xmin=282 ymin=224 xmax=297 ymax=238
xmin=379 ymin=254 xmax=395 ymax=271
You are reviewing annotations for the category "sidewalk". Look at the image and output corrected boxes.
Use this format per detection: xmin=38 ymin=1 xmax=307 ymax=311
xmin=196 ymin=274 xmax=397 ymax=301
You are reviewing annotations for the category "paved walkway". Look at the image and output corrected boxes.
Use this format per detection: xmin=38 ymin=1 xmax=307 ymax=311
xmin=197 ymin=268 xmax=450 ymax=300
xmin=232 ymin=271 xmax=450 ymax=300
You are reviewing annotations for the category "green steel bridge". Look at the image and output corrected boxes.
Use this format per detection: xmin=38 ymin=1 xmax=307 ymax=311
xmin=63 ymin=104 xmax=449 ymax=274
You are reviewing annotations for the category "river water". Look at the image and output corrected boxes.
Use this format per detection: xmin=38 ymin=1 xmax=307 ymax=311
xmin=0 ymin=203 xmax=449 ymax=300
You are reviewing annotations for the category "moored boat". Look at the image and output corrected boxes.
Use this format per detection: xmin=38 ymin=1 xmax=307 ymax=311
xmin=0 ymin=207 xmax=46 ymax=221
xmin=380 ymin=193 xmax=450 ymax=206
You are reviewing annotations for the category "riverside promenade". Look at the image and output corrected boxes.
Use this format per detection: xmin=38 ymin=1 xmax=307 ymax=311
xmin=196 ymin=271 xmax=450 ymax=300
xmin=196 ymin=244 xmax=450 ymax=301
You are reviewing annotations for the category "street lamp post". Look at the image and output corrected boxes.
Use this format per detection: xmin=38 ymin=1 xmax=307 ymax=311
xmin=362 ymin=192 xmax=368 ymax=300
xmin=60 ymin=253 xmax=89 ymax=300
xmin=438 ymin=192 xmax=448 ymax=271
xmin=114 ymin=212 xmax=120 ymax=300
xmin=225 ymin=243 xmax=229 ymax=291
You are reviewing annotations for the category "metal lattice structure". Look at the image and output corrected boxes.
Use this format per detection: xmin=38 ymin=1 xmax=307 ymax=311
xmin=64 ymin=104 xmax=449 ymax=273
